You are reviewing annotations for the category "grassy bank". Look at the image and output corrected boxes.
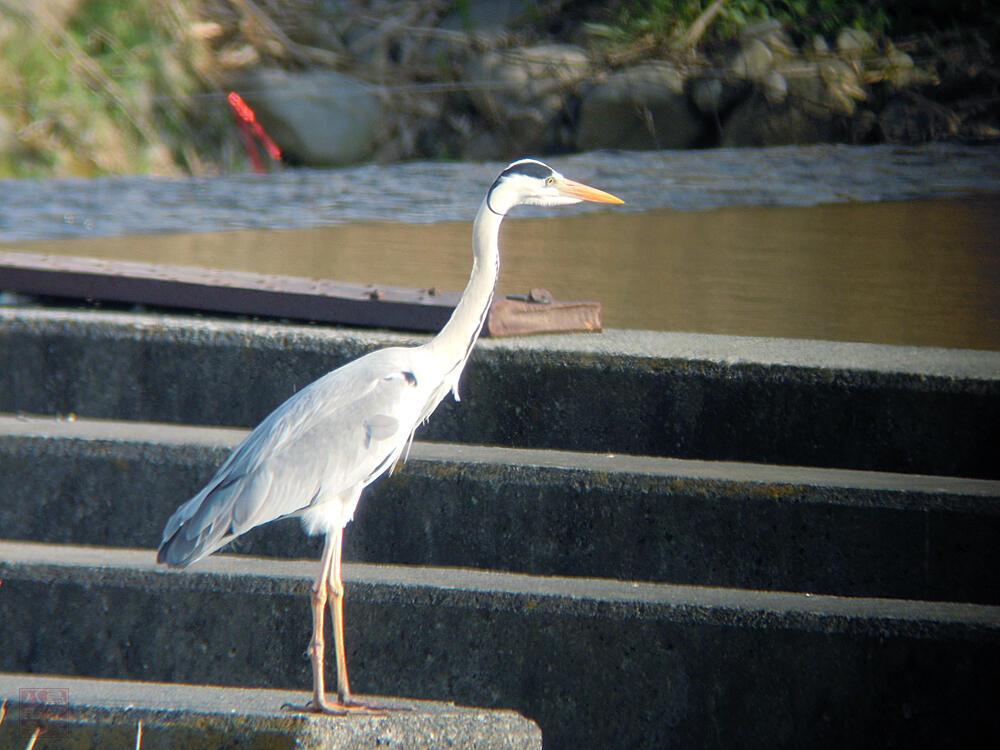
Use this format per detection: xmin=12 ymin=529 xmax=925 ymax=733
xmin=601 ymin=0 xmax=997 ymax=45
xmin=0 ymin=0 xmax=237 ymax=178
xmin=0 ymin=0 xmax=995 ymax=178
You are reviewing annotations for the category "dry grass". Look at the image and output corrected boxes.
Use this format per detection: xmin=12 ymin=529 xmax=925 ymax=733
xmin=0 ymin=0 xmax=240 ymax=177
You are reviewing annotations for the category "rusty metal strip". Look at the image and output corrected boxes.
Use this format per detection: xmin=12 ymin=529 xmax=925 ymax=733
xmin=0 ymin=250 xmax=460 ymax=332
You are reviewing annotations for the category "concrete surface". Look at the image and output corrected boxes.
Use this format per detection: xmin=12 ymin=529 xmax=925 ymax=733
xmin=2 ymin=541 xmax=999 ymax=750
xmin=3 ymin=414 xmax=999 ymax=603
xmin=0 ymin=673 xmax=541 ymax=749
xmin=2 ymin=307 xmax=998 ymax=478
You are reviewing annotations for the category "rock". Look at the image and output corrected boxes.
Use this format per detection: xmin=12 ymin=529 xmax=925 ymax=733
xmin=739 ymin=20 xmax=796 ymax=58
xmin=883 ymin=43 xmax=939 ymax=88
xmin=762 ymin=70 xmax=788 ymax=105
xmin=764 ymin=32 xmax=798 ymax=59
xmin=851 ymin=108 xmax=879 ymax=142
xmin=689 ymin=77 xmax=723 ymax=115
xmin=720 ymin=93 xmax=845 ymax=147
xmin=729 ymin=39 xmax=774 ymax=83
xmin=577 ymin=61 xmax=705 ymax=151
xmin=964 ymin=121 xmax=1000 ymax=142
xmin=719 ymin=43 xmax=882 ymax=147
xmin=836 ymin=28 xmax=875 ymax=58
xmin=764 ymin=60 xmax=865 ymax=118
xmin=235 ymin=68 xmax=381 ymax=167
xmin=808 ymin=35 xmax=830 ymax=56
xmin=688 ymin=76 xmax=748 ymax=118
xmin=865 ymin=44 xmax=939 ymax=90
xmin=879 ymin=43 xmax=915 ymax=87
xmin=721 ymin=60 xmax=865 ymax=146
xmin=879 ymin=97 xmax=960 ymax=143
xmin=818 ymin=59 xmax=867 ymax=115
xmin=466 ymin=43 xmax=589 ymax=155
xmin=887 ymin=44 xmax=914 ymax=69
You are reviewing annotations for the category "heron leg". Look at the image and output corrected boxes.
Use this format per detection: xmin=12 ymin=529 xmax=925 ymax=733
xmin=326 ymin=526 xmax=410 ymax=713
xmin=328 ymin=527 xmax=353 ymax=704
xmin=281 ymin=533 xmax=347 ymax=715
xmin=307 ymin=533 xmax=347 ymax=714
xmin=284 ymin=522 xmax=408 ymax=715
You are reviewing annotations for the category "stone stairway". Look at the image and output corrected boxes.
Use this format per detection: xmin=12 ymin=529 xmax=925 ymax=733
xmin=1 ymin=306 xmax=999 ymax=748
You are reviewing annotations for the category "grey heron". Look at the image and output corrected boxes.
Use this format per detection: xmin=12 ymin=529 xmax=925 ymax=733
xmin=156 ymin=158 xmax=623 ymax=714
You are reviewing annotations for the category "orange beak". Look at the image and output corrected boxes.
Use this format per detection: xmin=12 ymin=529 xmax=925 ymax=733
xmin=558 ymin=178 xmax=625 ymax=204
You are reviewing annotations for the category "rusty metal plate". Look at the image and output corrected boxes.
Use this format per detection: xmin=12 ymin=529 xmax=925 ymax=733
xmin=487 ymin=289 xmax=602 ymax=337
xmin=487 ymin=298 xmax=602 ymax=337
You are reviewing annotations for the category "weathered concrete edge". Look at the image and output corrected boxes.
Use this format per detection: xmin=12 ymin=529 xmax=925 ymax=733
xmin=5 ymin=306 xmax=997 ymax=479
xmin=3 ymin=307 xmax=998 ymax=381
xmin=6 ymin=413 xmax=1000 ymax=604
xmin=2 ymin=541 xmax=998 ymax=638
xmin=4 ymin=413 xmax=998 ymax=508
xmin=0 ymin=672 xmax=542 ymax=749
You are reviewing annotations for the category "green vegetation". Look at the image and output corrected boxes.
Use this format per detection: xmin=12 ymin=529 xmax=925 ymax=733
xmin=602 ymin=1 xmax=885 ymax=44
xmin=0 ymin=0 xmax=235 ymax=178
xmin=601 ymin=0 xmax=996 ymax=46
xmin=0 ymin=0 xmax=995 ymax=178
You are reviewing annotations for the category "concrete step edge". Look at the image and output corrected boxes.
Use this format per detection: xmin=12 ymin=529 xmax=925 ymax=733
xmin=2 ymin=540 xmax=998 ymax=640
xmin=3 ymin=308 xmax=999 ymax=479
xmin=4 ymin=414 xmax=1000 ymax=604
xmin=4 ymin=541 xmax=999 ymax=750
xmin=0 ymin=672 xmax=542 ymax=749
xmin=4 ymin=413 xmax=998 ymax=508
xmin=4 ymin=307 xmax=999 ymax=381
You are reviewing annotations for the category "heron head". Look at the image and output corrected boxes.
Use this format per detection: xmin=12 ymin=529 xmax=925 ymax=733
xmin=487 ymin=159 xmax=623 ymax=214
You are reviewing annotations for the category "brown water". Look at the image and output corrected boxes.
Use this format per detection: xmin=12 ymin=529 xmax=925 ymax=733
xmin=6 ymin=195 xmax=1000 ymax=351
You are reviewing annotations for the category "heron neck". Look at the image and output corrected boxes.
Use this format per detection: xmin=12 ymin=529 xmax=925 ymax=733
xmin=424 ymin=195 xmax=502 ymax=376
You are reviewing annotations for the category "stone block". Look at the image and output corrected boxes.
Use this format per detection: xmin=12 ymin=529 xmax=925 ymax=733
xmin=2 ymin=308 xmax=997 ymax=478
xmin=0 ymin=673 xmax=541 ymax=749
xmin=2 ymin=415 xmax=999 ymax=603
xmin=2 ymin=542 xmax=998 ymax=750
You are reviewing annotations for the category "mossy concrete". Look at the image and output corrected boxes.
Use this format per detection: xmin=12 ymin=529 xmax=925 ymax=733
xmin=0 ymin=673 xmax=540 ymax=749
xmin=3 ymin=415 xmax=999 ymax=603
xmin=2 ymin=307 xmax=998 ymax=478
xmin=2 ymin=542 xmax=999 ymax=750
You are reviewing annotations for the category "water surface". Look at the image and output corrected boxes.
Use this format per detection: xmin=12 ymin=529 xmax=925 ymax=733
xmin=6 ymin=195 xmax=998 ymax=351
xmin=2 ymin=144 xmax=998 ymax=350
xmin=3 ymin=144 xmax=999 ymax=241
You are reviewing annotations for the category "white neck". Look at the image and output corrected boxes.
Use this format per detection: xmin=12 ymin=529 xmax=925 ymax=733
xmin=422 ymin=194 xmax=504 ymax=395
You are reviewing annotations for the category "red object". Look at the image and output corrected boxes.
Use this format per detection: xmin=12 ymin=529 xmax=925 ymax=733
xmin=227 ymin=91 xmax=281 ymax=173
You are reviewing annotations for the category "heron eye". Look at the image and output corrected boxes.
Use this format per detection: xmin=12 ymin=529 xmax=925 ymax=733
xmin=545 ymin=176 xmax=554 ymax=185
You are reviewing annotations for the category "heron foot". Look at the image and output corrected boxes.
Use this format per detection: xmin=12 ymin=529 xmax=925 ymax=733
xmin=281 ymin=697 xmax=411 ymax=715
xmin=281 ymin=698 xmax=348 ymax=716
xmin=341 ymin=697 xmax=413 ymax=713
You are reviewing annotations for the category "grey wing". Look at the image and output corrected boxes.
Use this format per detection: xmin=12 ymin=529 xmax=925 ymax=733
xmin=157 ymin=348 xmax=426 ymax=567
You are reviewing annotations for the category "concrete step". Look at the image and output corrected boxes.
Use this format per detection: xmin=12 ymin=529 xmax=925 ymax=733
xmin=0 ymin=673 xmax=541 ymax=749
xmin=2 ymin=307 xmax=998 ymax=478
xmin=2 ymin=541 xmax=999 ymax=750
xmin=3 ymin=415 xmax=999 ymax=603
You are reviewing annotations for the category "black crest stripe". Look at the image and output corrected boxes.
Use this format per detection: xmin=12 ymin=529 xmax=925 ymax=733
xmin=500 ymin=160 xmax=552 ymax=180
